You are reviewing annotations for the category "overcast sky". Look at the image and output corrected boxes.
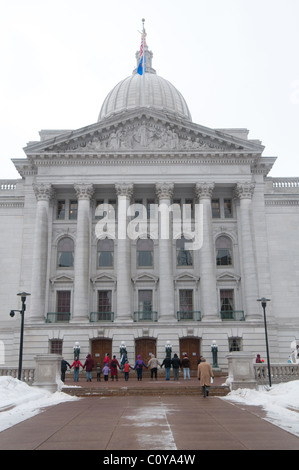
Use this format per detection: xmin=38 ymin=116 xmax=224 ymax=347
xmin=1 ymin=0 xmax=298 ymax=179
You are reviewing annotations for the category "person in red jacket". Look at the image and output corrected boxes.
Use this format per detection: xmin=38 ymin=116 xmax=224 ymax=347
xmin=71 ymin=357 xmax=83 ymax=382
xmin=83 ymin=354 xmax=94 ymax=382
xmin=110 ymin=355 xmax=120 ymax=381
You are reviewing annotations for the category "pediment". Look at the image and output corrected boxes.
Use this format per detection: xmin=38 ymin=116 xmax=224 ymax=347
xmin=50 ymin=274 xmax=74 ymax=284
xmin=91 ymin=273 xmax=117 ymax=284
xmin=24 ymin=108 xmax=264 ymax=158
xmin=216 ymin=271 xmax=241 ymax=284
xmin=132 ymin=272 xmax=159 ymax=284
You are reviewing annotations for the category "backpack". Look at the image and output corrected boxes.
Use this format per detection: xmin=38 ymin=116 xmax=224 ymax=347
xmin=111 ymin=360 xmax=117 ymax=368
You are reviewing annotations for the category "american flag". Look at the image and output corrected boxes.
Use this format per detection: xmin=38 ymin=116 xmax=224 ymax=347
xmin=137 ymin=27 xmax=146 ymax=75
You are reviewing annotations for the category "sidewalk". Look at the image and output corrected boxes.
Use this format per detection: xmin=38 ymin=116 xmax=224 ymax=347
xmin=0 ymin=376 xmax=298 ymax=450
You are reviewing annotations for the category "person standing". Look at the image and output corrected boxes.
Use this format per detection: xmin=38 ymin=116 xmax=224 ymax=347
xmin=181 ymin=354 xmax=190 ymax=380
xmin=61 ymin=358 xmax=71 ymax=383
xmin=71 ymin=357 xmax=84 ymax=382
xmin=197 ymin=357 xmax=214 ymax=398
xmin=161 ymin=355 xmax=172 ymax=380
xmin=110 ymin=355 xmax=120 ymax=381
xmin=102 ymin=363 xmax=110 ymax=382
xmin=134 ymin=355 xmax=148 ymax=381
xmin=124 ymin=360 xmax=133 ymax=381
xmin=171 ymin=354 xmax=181 ymax=381
xmin=147 ymin=355 xmax=161 ymax=380
xmin=83 ymin=354 xmax=94 ymax=382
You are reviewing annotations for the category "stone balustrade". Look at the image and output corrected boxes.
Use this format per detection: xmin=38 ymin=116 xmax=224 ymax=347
xmin=0 ymin=367 xmax=35 ymax=384
xmin=254 ymin=363 xmax=299 ymax=385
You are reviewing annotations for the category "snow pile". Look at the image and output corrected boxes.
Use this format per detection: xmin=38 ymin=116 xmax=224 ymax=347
xmin=0 ymin=376 xmax=79 ymax=432
xmin=222 ymin=380 xmax=299 ymax=437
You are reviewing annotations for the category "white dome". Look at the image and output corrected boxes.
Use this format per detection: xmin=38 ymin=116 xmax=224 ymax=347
xmin=98 ymin=47 xmax=192 ymax=122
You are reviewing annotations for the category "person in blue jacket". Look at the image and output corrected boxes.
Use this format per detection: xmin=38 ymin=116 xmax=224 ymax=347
xmin=134 ymin=355 xmax=148 ymax=381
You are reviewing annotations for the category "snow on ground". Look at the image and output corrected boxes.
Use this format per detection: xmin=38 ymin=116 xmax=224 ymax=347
xmin=0 ymin=376 xmax=299 ymax=438
xmin=222 ymin=381 xmax=299 ymax=437
xmin=0 ymin=376 xmax=80 ymax=432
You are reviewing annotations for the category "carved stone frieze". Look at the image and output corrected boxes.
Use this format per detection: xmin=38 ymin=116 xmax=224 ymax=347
xmin=234 ymin=182 xmax=255 ymax=200
xmin=33 ymin=183 xmax=55 ymax=201
xmin=156 ymin=183 xmax=174 ymax=200
xmin=74 ymin=183 xmax=94 ymax=200
xmin=42 ymin=118 xmax=240 ymax=154
xmin=195 ymin=182 xmax=215 ymax=200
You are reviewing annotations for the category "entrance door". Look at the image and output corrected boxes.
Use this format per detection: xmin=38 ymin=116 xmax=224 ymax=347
xmin=135 ymin=338 xmax=156 ymax=363
xmin=92 ymin=339 xmax=112 ymax=368
xmin=179 ymin=338 xmax=200 ymax=370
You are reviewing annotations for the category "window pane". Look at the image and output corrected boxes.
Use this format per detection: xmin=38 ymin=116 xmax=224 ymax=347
xmin=57 ymin=201 xmax=65 ymax=220
xmin=69 ymin=200 xmax=78 ymax=220
xmin=216 ymin=236 xmax=232 ymax=266
xmin=50 ymin=339 xmax=63 ymax=355
xmin=224 ymin=199 xmax=233 ymax=218
xmin=137 ymin=238 xmax=153 ymax=267
xmin=220 ymin=290 xmax=234 ymax=311
xmin=176 ymin=238 xmax=193 ymax=266
xmin=97 ymin=239 xmax=114 ymax=267
xmin=138 ymin=290 xmax=152 ymax=312
xmin=179 ymin=290 xmax=193 ymax=312
xmin=57 ymin=291 xmax=71 ymax=312
xmin=98 ymin=291 xmax=112 ymax=312
xmin=58 ymin=238 xmax=74 ymax=267
xmin=212 ymin=199 xmax=220 ymax=218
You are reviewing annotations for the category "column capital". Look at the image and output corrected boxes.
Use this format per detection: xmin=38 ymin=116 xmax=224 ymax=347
xmin=234 ymin=182 xmax=255 ymax=200
xmin=195 ymin=182 xmax=215 ymax=200
xmin=33 ymin=183 xmax=55 ymax=201
xmin=74 ymin=183 xmax=94 ymax=200
xmin=155 ymin=182 xmax=174 ymax=200
xmin=115 ymin=183 xmax=134 ymax=198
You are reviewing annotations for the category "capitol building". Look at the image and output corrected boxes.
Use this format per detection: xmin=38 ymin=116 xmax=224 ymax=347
xmin=1 ymin=38 xmax=299 ymax=372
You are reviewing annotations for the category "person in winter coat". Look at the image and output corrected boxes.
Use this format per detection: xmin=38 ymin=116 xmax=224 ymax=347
xmin=171 ymin=354 xmax=181 ymax=381
xmin=147 ymin=355 xmax=161 ymax=380
xmin=161 ymin=356 xmax=172 ymax=380
xmin=102 ymin=364 xmax=110 ymax=381
xmin=83 ymin=354 xmax=94 ymax=382
xmin=134 ymin=355 xmax=148 ymax=381
xmin=61 ymin=358 xmax=71 ymax=383
xmin=197 ymin=357 xmax=214 ymax=398
xmin=181 ymin=354 xmax=191 ymax=380
xmin=110 ymin=355 xmax=120 ymax=381
xmin=124 ymin=360 xmax=134 ymax=381
xmin=71 ymin=357 xmax=84 ymax=382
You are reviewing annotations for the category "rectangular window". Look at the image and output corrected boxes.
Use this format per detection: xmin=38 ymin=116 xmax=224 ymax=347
xmin=108 ymin=199 xmax=116 ymax=220
xmin=138 ymin=290 xmax=153 ymax=312
xmin=220 ymin=289 xmax=234 ymax=318
xmin=179 ymin=289 xmax=193 ymax=312
xmin=98 ymin=291 xmax=112 ymax=312
xmin=57 ymin=200 xmax=65 ymax=220
xmin=50 ymin=339 xmax=63 ymax=355
xmin=185 ymin=198 xmax=194 ymax=220
xmin=69 ymin=200 xmax=78 ymax=220
xmin=224 ymin=198 xmax=233 ymax=218
xmin=147 ymin=199 xmax=155 ymax=220
xmin=212 ymin=199 xmax=220 ymax=218
xmin=95 ymin=199 xmax=105 ymax=219
xmin=57 ymin=291 xmax=71 ymax=313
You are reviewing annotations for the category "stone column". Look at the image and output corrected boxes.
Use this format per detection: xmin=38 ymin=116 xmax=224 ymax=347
xmin=156 ymin=183 xmax=175 ymax=321
xmin=234 ymin=182 xmax=260 ymax=319
xmin=115 ymin=183 xmax=134 ymax=322
xmin=30 ymin=183 xmax=54 ymax=321
xmin=195 ymin=183 xmax=218 ymax=320
xmin=72 ymin=183 xmax=94 ymax=321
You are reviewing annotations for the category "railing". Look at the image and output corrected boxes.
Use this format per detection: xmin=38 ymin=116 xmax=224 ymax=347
xmin=254 ymin=363 xmax=299 ymax=385
xmin=177 ymin=311 xmax=201 ymax=321
xmin=220 ymin=310 xmax=245 ymax=321
xmin=90 ymin=312 xmax=114 ymax=322
xmin=0 ymin=367 xmax=35 ymax=384
xmin=46 ymin=312 xmax=71 ymax=323
xmin=133 ymin=311 xmax=158 ymax=322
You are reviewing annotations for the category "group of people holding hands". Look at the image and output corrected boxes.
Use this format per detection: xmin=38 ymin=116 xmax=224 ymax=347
xmin=61 ymin=352 xmax=214 ymax=396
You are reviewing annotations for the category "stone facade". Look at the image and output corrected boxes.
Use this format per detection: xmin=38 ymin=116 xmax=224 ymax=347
xmin=1 ymin=44 xmax=299 ymax=372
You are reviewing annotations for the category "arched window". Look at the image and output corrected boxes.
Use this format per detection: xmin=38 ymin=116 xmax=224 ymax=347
xmin=57 ymin=237 xmax=74 ymax=268
xmin=97 ymin=238 xmax=114 ymax=268
xmin=176 ymin=237 xmax=193 ymax=267
xmin=137 ymin=238 xmax=153 ymax=267
xmin=216 ymin=236 xmax=233 ymax=266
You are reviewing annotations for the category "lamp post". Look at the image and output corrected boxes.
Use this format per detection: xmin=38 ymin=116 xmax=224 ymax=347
xmin=257 ymin=297 xmax=271 ymax=387
xmin=10 ymin=292 xmax=31 ymax=381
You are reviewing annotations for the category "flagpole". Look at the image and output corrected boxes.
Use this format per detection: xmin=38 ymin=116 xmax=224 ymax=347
xmin=142 ymin=18 xmax=145 ymax=107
